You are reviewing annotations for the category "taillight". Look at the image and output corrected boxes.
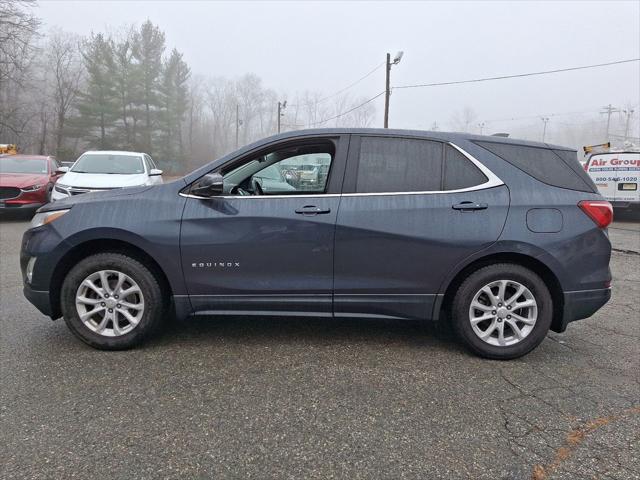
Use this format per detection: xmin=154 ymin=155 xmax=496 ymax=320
xmin=578 ymin=200 xmax=613 ymax=228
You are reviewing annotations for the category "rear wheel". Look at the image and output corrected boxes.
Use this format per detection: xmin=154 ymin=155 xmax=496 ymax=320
xmin=451 ymin=263 xmax=552 ymax=360
xmin=60 ymin=253 xmax=164 ymax=349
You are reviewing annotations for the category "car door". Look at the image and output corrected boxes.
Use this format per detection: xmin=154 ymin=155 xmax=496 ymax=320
xmin=333 ymin=135 xmax=510 ymax=320
xmin=180 ymin=135 xmax=348 ymax=316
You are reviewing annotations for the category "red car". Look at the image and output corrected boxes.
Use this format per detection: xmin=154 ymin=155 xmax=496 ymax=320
xmin=0 ymin=154 xmax=62 ymax=215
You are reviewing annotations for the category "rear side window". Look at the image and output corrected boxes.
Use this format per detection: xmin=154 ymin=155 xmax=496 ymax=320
xmin=356 ymin=137 xmax=442 ymax=193
xmin=475 ymin=141 xmax=595 ymax=193
xmin=444 ymin=145 xmax=488 ymax=190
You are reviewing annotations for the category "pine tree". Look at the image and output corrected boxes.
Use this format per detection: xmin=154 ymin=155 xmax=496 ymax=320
xmin=74 ymin=33 xmax=118 ymax=149
xmin=112 ymin=30 xmax=139 ymax=150
xmin=132 ymin=21 xmax=165 ymax=155
xmin=159 ymin=48 xmax=190 ymax=171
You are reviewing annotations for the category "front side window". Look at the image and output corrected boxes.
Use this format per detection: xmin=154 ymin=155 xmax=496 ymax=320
xmin=355 ymin=137 xmax=443 ymax=193
xmin=144 ymin=154 xmax=157 ymax=170
xmin=223 ymin=144 xmax=334 ymax=195
xmin=71 ymin=154 xmax=144 ymax=175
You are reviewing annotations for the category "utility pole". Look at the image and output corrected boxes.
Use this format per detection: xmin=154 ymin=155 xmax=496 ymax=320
xmin=478 ymin=122 xmax=486 ymax=135
xmin=600 ymin=104 xmax=619 ymax=139
xmin=384 ymin=53 xmax=391 ymax=128
xmin=383 ymin=51 xmax=403 ymax=128
xmin=623 ymin=108 xmax=635 ymax=141
xmin=541 ymin=117 xmax=549 ymax=142
xmin=277 ymin=100 xmax=286 ymax=134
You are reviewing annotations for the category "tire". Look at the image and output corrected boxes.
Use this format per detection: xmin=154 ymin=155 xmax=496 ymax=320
xmin=451 ymin=263 xmax=552 ymax=360
xmin=60 ymin=252 xmax=164 ymax=350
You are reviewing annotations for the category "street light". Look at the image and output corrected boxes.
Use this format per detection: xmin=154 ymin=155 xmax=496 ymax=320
xmin=384 ymin=51 xmax=404 ymax=128
xmin=541 ymin=117 xmax=550 ymax=142
xmin=277 ymin=100 xmax=287 ymax=134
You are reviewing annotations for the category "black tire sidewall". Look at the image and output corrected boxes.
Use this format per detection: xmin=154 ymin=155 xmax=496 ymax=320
xmin=60 ymin=253 xmax=163 ymax=350
xmin=452 ymin=264 xmax=553 ymax=360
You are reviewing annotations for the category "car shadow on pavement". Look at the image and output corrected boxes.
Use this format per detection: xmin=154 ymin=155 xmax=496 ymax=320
xmin=148 ymin=314 xmax=468 ymax=354
xmin=0 ymin=210 xmax=34 ymax=223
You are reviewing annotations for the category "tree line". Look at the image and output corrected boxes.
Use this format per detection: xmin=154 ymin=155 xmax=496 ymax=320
xmin=0 ymin=1 xmax=375 ymax=173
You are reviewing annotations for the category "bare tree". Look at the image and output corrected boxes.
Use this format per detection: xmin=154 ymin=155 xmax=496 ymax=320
xmin=0 ymin=0 xmax=40 ymax=140
xmin=45 ymin=28 xmax=84 ymax=157
xmin=450 ymin=106 xmax=478 ymax=132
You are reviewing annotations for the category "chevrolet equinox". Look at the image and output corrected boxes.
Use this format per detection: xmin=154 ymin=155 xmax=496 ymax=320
xmin=21 ymin=129 xmax=613 ymax=359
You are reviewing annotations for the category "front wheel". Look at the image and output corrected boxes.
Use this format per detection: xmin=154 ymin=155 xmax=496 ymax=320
xmin=451 ymin=263 xmax=553 ymax=360
xmin=60 ymin=253 xmax=164 ymax=350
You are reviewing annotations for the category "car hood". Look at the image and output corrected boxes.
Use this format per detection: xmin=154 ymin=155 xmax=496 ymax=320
xmin=40 ymin=184 xmax=154 ymax=212
xmin=58 ymin=172 xmax=148 ymax=188
xmin=0 ymin=173 xmax=48 ymax=188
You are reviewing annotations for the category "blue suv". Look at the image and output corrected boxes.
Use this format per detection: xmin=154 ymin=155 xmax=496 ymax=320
xmin=21 ymin=129 xmax=613 ymax=359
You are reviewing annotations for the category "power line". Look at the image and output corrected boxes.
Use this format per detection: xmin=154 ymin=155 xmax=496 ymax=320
xmin=483 ymin=104 xmax=640 ymax=125
xmin=394 ymin=58 xmax=640 ymax=90
xmin=306 ymin=91 xmax=385 ymax=127
xmin=288 ymin=61 xmax=385 ymax=108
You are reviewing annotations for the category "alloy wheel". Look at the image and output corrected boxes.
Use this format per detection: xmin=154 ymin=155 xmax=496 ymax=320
xmin=468 ymin=279 xmax=538 ymax=347
xmin=75 ymin=270 xmax=145 ymax=337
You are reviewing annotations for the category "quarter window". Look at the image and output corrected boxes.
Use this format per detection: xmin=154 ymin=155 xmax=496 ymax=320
xmin=355 ymin=137 xmax=443 ymax=193
xmin=475 ymin=141 xmax=595 ymax=193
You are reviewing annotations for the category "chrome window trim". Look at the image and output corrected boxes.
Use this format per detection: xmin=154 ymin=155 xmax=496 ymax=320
xmin=180 ymin=141 xmax=504 ymax=200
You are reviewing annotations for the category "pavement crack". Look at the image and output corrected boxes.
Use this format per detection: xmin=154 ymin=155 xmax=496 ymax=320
xmin=530 ymin=405 xmax=640 ymax=480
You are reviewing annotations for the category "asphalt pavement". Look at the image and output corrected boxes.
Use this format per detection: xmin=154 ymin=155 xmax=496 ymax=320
xmin=1 ymin=213 xmax=638 ymax=479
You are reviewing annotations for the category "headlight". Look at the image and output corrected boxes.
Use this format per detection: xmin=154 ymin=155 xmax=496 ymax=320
xmin=30 ymin=209 xmax=70 ymax=228
xmin=21 ymin=184 xmax=43 ymax=192
xmin=54 ymin=184 xmax=69 ymax=194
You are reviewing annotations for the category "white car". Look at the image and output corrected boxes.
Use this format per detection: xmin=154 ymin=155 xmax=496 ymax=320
xmin=52 ymin=151 xmax=163 ymax=201
xmin=584 ymin=150 xmax=640 ymax=213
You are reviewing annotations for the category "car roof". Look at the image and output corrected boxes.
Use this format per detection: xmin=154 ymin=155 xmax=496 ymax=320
xmin=82 ymin=150 xmax=145 ymax=156
xmin=251 ymin=128 xmax=575 ymax=152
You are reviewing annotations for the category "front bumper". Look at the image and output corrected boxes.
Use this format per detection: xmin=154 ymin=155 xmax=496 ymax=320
xmin=23 ymin=284 xmax=54 ymax=317
xmin=0 ymin=201 xmax=44 ymax=210
xmin=556 ymin=287 xmax=612 ymax=332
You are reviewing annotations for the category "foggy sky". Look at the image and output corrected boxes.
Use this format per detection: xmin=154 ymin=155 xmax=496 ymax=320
xmin=36 ymin=0 xmax=640 ymax=136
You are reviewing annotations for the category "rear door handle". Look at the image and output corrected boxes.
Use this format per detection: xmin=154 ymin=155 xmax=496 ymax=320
xmin=295 ymin=205 xmax=331 ymax=215
xmin=452 ymin=201 xmax=488 ymax=211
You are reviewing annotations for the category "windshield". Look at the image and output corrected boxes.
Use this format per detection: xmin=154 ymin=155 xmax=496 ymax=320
xmin=0 ymin=157 xmax=48 ymax=174
xmin=71 ymin=153 xmax=144 ymax=174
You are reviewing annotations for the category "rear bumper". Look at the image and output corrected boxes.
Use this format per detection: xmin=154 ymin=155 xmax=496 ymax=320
xmin=611 ymin=201 xmax=640 ymax=209
xmin=556 ymin=287 xmax=611 ymax=332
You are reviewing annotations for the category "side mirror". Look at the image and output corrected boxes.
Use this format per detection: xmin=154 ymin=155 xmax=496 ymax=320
xmin=149 ymin=168 xmax=163 ymax=176
xmin=191 ymin=173 xmax=224 ymax=197
xmin=56 ymin=166 xmax=69 ymax=174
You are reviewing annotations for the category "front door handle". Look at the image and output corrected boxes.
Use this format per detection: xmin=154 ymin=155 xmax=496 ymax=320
xmin=295 ymin=205 xmax=331 ymax=215
xmin=452 ymin=201 xmax=488 ymax=211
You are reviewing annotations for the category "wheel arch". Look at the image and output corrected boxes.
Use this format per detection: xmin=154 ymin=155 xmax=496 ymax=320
xmin=48 ymin=238 xmax=174 ymax=319
xmin=439 ymin=252 xmax=565 ymax=333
